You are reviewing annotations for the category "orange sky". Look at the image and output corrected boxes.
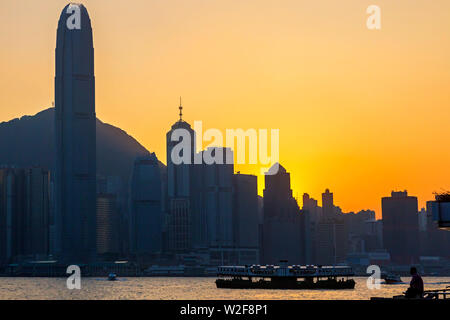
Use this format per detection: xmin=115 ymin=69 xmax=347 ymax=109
xmin=1 ymin=0 xmax=449 ymax=218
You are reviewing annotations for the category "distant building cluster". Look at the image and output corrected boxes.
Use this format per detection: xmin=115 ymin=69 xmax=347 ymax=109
xmin=2 ymin=151 xmax=450 ymax=274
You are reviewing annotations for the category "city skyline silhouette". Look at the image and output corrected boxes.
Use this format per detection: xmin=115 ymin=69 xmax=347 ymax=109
xmin=0 ymin=3 xmax=450 ymax=307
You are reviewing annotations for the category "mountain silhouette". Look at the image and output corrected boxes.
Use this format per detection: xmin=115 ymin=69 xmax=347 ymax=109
xmin=0 ymin=108 xmax=156 ymax=181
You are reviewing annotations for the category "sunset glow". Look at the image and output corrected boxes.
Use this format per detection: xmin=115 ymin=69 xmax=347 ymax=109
xmin=1 ymin=0 xmax=449 ymax=217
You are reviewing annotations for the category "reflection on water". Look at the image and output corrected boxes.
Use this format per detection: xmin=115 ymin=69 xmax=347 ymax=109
xmin=0 ymin=277 xmax=448 ymax=300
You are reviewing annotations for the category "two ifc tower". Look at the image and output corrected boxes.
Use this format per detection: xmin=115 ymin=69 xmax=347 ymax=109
xmin=54 ymin=4 xmax=96 ymax=263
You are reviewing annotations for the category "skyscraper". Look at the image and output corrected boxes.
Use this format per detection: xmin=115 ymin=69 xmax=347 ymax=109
xmin=424 ymin=201 xmax=450 ymax=257
xmin=262 ymin=163 xmax=303 ymax=264
xmin=0 ymin=168 xmax=24 ymax=264
xmin=166 ymin=102 xmax=195 ymax=252
xmin=316 ymin=189 xmax=348 ymax=265
xmin=0 ymin=167 xmax=50 ymax=263
xmin=24 ymin=168 xmax=50 ymax=257
xmin=232 ymin=173 xmax=259 ymax=264
xmin=129 ymin=154 xmax=163 ymax=257
xmin=302 ymin=193 xmax=320 ymax=264
xmin=382 ymin=191 xmax=419 ymax=264
xmin=322 ymin=189 xmax=334 ymax=220
xmin=54 ymin=4 xmax=97 ymax=262
xmin=201 ymin=147 xmax=234 ymax=248
xmin=96 ymin=193 xmax=119 ymax=258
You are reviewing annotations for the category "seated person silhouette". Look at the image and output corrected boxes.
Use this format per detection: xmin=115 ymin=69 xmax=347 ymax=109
xmin=405 ymin=267 xmax=424 ymax=298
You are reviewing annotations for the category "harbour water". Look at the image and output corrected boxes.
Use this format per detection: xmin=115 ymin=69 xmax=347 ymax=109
xmin=0 ymin=277 xmax=449 ymax=300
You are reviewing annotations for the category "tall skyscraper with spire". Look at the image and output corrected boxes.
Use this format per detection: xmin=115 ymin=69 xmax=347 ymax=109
xmin=54 ymin=4 xmax=97 ymax=262
xmin=165 ymin=100 xmax=195 ymax=252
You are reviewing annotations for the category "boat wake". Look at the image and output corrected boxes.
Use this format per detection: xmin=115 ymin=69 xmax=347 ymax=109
xmin=94 ymin=278 xmax=128 ymax=282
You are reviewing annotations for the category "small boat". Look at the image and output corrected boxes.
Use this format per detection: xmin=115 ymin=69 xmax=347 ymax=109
xmin=382 ymin=273 xmax=403 ymax=284
xmin=107 ymin=273 xmax=117 ymax=281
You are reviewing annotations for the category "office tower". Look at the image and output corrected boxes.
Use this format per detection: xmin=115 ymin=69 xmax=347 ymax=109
xmin=303 ymin=193 xmax=321 ymax=222
xmin=232 ymin=173 xmax=259 ymax=264
xmin=106 ymin=176 xmax=130 ymax=256
xmin=262 ymin=164 xmax=303 ymax=264
xmin=302 ymin=193 xmax=320 ymax=264
xmin=423 ymin=201 xmax=450 ymax=257
xmin=333 ymin=221 xmax=347 ymax=262
xmin=257 ymin=196 xmax=264 ymax=263
xmin=362 ymin=218 xmax=383 ymax=252
xmin=417 ymin=207 xmax=428 ymax=255
xmin=202 ymin=147 xmax=234 ymax=248
xmin=48 ymin=178 xmax=56 ymax=256
xmin=314 ymin=189 xmax=348 ymax=264
xmin=24 ymin=168 xmax=50 ymax=257
xmin=166 ymin=103 xmax=195 ymax=252
xmin=322 ymin=188 xmax=334 ymax=220
xmin=97 ymin=175 xmax=129 ymax=256
xmin=0 ymin=169 xmax=24 ymax=264
xmin=316 ymin=222 xmax=336 ymax=264
xmin=191 ymin=147 xmax=234 ymax=247
xmin=190 ymin=160 xmax=207 ymax=248
xmin=54 ymin=4 xmax=97 ymax=262
xmin=418 ymin=207 xmax=427 ymax=232
xmin=232 ymin=173 xmax=259 ymax=253
xmin=96 ymin=194 xmax=119 ymax=258
xmin=382 ymin=191 xmax=419 ymax=264
xmin=0 ymin=167 xmax=52 ymax=263
xmin=344 ymin=209 xmax=379 ymax=253
xmin=129 ymin=154 xmax=162 ymax=256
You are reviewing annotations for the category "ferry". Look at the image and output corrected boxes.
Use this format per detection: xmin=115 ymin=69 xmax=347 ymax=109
xmin=216 ymin=261 xmax=355 ymax=290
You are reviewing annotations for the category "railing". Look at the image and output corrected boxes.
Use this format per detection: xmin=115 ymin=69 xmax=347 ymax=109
xmin=423 ymin=288 xmax=450 ymax=300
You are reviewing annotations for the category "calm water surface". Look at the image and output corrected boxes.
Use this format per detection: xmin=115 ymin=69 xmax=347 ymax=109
xmin=0 ymin=277 xmax=449 ymax=300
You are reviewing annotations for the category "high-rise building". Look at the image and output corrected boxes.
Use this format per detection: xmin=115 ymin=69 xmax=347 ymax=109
xmin=316 ymin=221 xmax=336 ymax=265
xmin=54 ymin=4 xmax=97 ymax=263
xmin=322 ymin=189 xmax=334 ymax=219
xmin=96 ymin=193 xmax=119 ymax=258
xmin=315 ymin=219 xmax=347 ymax=265
xmin=382 ymin=191 xmax=419 ymax=264
xmin=232 ymin=173 xmax=259 ymax=264
xmin=422 ymin=201 xmax=450 ymax=257
xmin=418 ymin=207 xmax=427 ymax=232
xmin=302 ymin=193 xmax=320 ymax=264
xmin=0 ymin=167 xmax=50 ymax=264
xmin=201 ymin=147 xmax=234 ymax=248
xmin=129 ymin=154 xmax=163 ymax=257
xmin=97 ymin=175 xmax=129 ymax=256
xmin=262 ymin=164 xmax=303 ymax=264
xmin=315 ymin=189 xmax=348 ymax=264
xmin=24 ymin=168 xmax=50 ymax=257
xmin=166 ymin=102 xmax=195 ymax=252
xmin=0 ymin=168 xmax=24 ymax=264
xmin=233 ymin=173 xmax=259 ymax=249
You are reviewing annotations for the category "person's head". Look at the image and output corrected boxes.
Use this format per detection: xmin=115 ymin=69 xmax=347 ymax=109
xmin=410 ymin=267 xmax=417 ymax=275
